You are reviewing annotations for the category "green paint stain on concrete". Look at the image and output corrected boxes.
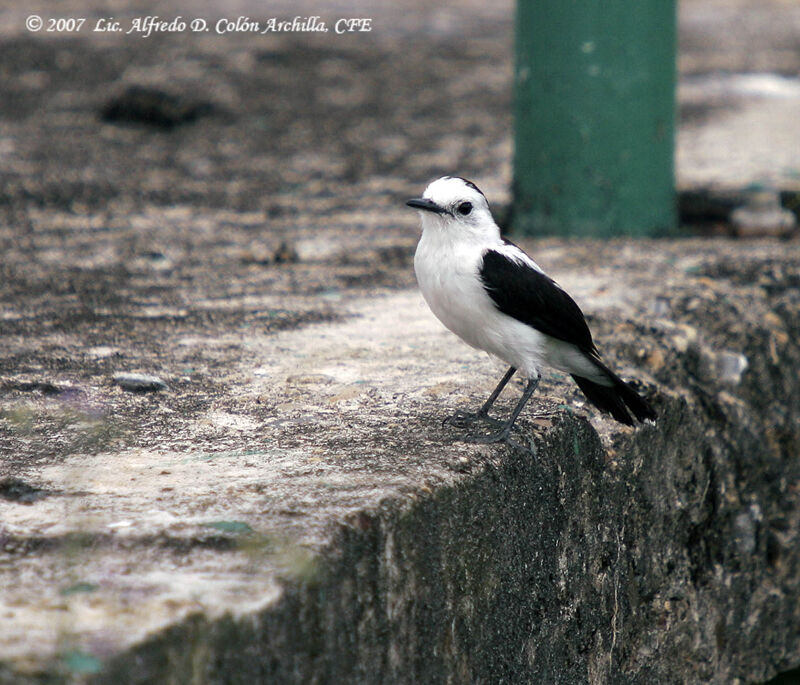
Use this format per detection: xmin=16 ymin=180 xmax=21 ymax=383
xmin=204 ymin=521 xmax=253 ymax=534
xmin=60 ymin=582 xmax=99 ymax=596
xmin=63 ymin=650 xmax=102 ymax=674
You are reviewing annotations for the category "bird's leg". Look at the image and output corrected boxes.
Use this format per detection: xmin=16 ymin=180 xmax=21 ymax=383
xmin=473 ymin=373 xmax=540 ymax=444
xmin=445 ymin=366 xmax=516 ymax=428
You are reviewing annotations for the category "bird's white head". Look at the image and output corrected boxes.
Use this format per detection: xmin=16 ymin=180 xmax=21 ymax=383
xmin=406 ymin=176 xmax=500 ymax=243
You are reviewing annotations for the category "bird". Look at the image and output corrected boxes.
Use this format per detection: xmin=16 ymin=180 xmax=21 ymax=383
xmin=406 ymin=176 xmax=656 ymax=443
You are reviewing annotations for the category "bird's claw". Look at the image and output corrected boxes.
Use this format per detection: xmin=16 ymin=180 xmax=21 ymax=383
xmin=443 ymin=409 xmax=503 ymax=429
xmin=443 ymin=409 xmax=480 ymax=428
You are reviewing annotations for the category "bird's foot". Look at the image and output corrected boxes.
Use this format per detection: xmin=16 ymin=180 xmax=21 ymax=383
xmin=444 ymin=409 xmax=503 ymax=429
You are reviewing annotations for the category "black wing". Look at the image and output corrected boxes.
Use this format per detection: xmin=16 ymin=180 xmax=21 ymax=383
xmin=479 ymin=249 xmax=597 ymax=355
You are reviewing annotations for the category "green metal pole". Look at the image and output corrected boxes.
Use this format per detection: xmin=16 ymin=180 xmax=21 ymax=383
xmin=512 ymin=0 xmax=677 ymax=237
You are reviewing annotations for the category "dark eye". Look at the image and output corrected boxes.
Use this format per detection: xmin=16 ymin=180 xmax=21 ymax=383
xmin=457 ymin=201 xmax=473 ymax=216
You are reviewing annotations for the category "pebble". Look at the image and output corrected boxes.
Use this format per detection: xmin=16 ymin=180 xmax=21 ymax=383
xmin=650 ymin=296 xmax=671 ymax=317
xmin=113 ymin=373 xmax=167 ymax=392
xmin=273 ymin=241 xmax=300 ymax=264
xmin=715 ymin=352 xmax=749 ymax=385
xmin=731 ymin=188 xmax=796 ymax=238
xmin=286 ymin=374 xmax=335 ymax=385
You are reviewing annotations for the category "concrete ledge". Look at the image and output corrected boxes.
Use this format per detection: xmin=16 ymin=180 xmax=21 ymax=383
xmin=2 ymin=240 xmax=800 ymax=683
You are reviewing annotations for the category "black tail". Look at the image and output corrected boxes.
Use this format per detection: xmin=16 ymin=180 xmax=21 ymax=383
xmin=571 ymin=364 xmax=656 ymax=426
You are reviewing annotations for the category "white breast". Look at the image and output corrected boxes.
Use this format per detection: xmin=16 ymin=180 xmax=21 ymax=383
xmin=415 ymin=234 xmax=483 ymax=344
xmin=414 ymin=230 xmax=547 ymax=377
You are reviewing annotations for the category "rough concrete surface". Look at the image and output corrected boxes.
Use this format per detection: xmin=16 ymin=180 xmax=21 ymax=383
xmin=3 ymin=237 xmax=800 ymax=684
xmin=1 ymin=0 xmax=800 ymax=682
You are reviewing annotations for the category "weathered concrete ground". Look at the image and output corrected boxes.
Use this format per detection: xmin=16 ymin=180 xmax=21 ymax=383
xmin=2 ymin=237 xmax=800 ymax=683
xmin=1 ymin=0 xmax=800 ymax=682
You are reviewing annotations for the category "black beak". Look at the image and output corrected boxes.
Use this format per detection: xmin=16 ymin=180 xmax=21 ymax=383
xmin=406 ymin=198 xmax=447 ymax=215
